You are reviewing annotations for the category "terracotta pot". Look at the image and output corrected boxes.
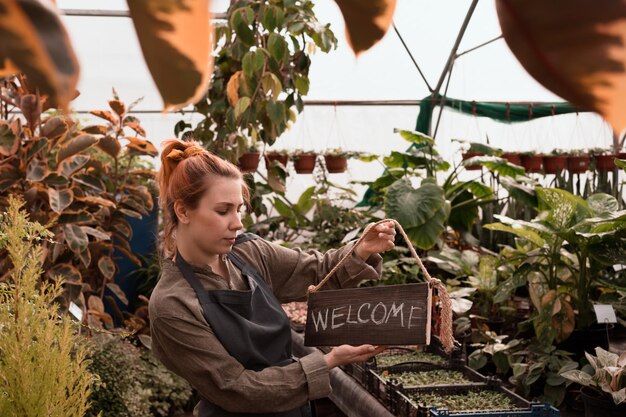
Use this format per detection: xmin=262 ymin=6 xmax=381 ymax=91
xmin=462 ymin=151 xmax=483 ymax=171
xmin=520 ymin=154 xmax=543 ymax=173
xmin=502 ymin=152 xmax=522 ymax=166
xmin=237 ymin=152 xmax=260 ymax=173
xmin=324 ymin=155 xmax=348 ymax=173
xmin=595 ymin=154 xmax=618 ymax=172
xmin=293 ymin=153 xmax=317 ymax=174
xmin=619 ymin=152 xmax=626 ymax=159
xmin=542 ymin=155 xmax=568 ymax=174
xmin=264 ymin=153 xmax=289 ymax=168
xmin=568 ymin=155 xmax=591 ymax=173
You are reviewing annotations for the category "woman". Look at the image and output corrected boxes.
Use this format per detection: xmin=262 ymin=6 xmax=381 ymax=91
xmin=149 ymin=139 xmax=396 ymax=417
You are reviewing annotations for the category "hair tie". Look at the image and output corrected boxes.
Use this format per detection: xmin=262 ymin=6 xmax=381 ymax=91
xmin=166 ymin=148 xmax=185 ymax=161
xmin=184 ymin=146 xmax=205 ymax=158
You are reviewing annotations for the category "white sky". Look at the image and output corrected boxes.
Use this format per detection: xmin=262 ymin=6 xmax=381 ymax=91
xmin=55 ymin=0 xmax=617 ymax=202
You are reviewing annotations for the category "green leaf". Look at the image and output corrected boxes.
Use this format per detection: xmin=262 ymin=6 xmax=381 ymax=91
xmin=615 ymin=158 xmax=626 ymax=170
xmin=384 ymin=179 xmax=448 ymax=249
xmin=268 ymin=33 xmax=287 ymax=63
xmin=587 ymin=193 xmax=619 ymax=217
xmin=242 ymin=50 xmax=265 ymax=77
xmin=484 ymin=223 xmax=546 ymax=247
xmin=536 ymin=187 xmax=591 ymax=228
xmin=272 ymin=197 xmax=292 ymax=218
xmin=494 ymin=264 xmax=531 ymax=303
xmin=48 ymin=188 xmax=74 ymax=213
xmin=266 ymin=100 xmax=285 ymax=125
xmin=64 ymin=223 xmax=88 ymax=254
xmin=296 ymin=186 xmax=316 ymax=215
xmin=294 ymin=74 xmax=310 ymax=95
xmin=393 ymin=129 xmax=435 ymax=146
xmin=261 ymin=72 xmax=282 ymax=99
xmin=230 ymin=7 xmax=255 ymax=46
xmin=234 ymin=96 xmax=251 ymax=120
xmin=448 ymin=190 xmax=479 ymax=232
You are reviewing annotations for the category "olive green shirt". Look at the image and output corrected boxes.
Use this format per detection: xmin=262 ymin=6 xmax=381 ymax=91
xmin=149 ymin=236 xmax=382 ymax=415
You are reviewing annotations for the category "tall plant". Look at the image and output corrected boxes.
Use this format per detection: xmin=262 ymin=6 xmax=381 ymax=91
xmin=187 ymin=0 xmax=337 ymax=158
xmin=0 ymin=195 xmax=94 ymax=417
xmin=0 ymin=76 xmax=157 ymax=329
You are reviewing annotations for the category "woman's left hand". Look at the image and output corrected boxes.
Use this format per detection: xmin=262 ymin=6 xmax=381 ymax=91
xmin=354 ymin=221 xmax=396 ymax=261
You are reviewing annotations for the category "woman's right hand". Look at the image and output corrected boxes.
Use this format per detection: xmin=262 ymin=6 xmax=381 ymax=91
xmin=323 ymin=344 xmax=386 ymax=369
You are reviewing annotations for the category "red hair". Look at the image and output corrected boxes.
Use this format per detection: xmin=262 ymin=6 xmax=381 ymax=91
xmin=157 ymin=139 xmax=249 ymax=256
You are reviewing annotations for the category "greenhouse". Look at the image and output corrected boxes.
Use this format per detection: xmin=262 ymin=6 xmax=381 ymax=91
xmin=0 ymin=1 xmax=625 ymax=417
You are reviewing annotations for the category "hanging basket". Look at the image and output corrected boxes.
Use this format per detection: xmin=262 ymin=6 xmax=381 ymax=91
xmin=293 ymin=153 xmax=317 ymax=174
xmin=461 ymin=152 xmax=483 ymax=171
xmin=264 ymin=153 xmax=289 ymax=169
xmin=238 ymin=152 xmax=260 ymax=173
xmin=595 ymin=154 xmax=617 ymax=172
xmin=304 ymin=219 xmax=456 ymax=353
xmin=502 ymin=152 xmax=522 ymax=166
xmin=324 ymin=155 xmax=348 ymax=173
xmin=520 ymin=154 xmax=543 ymax=173
xmin=568 ymin=155 xmax=591 ymax=173
xmin=543 ymin=155 xmax=568 ymax=174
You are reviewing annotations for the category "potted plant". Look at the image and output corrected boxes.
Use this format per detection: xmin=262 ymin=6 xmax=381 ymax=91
xmin=561 ymin=347 xmax=626 ymax=417
xmin=264 ymin=149 xmax=290 ymax=169
xmin=592 ymin=149 xmax=619 ymax=172
xmin=238 ymin=143 xmax=261 ymax=173
xmin=292 ymin=150 xmax=317 ymax=174
xmin=501 ymin=151 xmax=522 ymax=166
xmin=543 ymin=149 xmax=569 ymax=174
xmin=323 ymin=148 xmax=349 ymax=173
xmin=568 ymin=149 xmax=591 ymax=173
xmin=520 ymin=152 xmax=543 ymax=173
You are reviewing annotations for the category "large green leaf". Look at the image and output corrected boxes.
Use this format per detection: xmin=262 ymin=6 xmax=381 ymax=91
xmin=536 ymin=187 xmax=591 ymax=229
xmin=384 ymin=178 xmax=448 ymax=249
xmin=393 ymin=129 xmax=435 ymax=146
xmin=448 ymin=190 xmax=478 ymax=232
xmin=586 ymin=193 xmax=619 ymax=218
xmin=484 ymin=223 xmax=545 ymax=247
xmin=462 ymin=156 xmax=525 ymax=177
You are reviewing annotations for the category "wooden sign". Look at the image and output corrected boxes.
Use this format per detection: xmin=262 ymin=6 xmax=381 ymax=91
xmin=304 ymin=283 xmax=432 ymax=346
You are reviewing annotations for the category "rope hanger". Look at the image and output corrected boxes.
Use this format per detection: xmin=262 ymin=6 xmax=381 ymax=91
xmin=307 ymin=219 xmax=456 ymax=353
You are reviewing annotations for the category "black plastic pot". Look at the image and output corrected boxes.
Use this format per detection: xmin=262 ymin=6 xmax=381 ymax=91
xmin=581 ymin=387 xmax=626 ymax=417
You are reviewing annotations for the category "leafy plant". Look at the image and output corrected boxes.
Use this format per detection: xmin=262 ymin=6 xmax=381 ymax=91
xmin=0 ymin=195 xmax=94 ymax=417
xmin=87 ymin=335 xmax=193 ymax=417
xmin=561 ymin=347 xmax=626 ymax=405
xmin=0 ymin=76 xmax=158 ymax=329
xmin=408 ymin=390 xmax=516 ymax=411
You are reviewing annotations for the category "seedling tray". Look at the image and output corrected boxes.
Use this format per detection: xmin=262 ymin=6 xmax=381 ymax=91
xmin=390 ymin=382 xmax=560 ymax=417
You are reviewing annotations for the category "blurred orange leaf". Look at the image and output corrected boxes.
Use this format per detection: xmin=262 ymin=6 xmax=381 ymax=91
xmin=127 ymin=0 xmax=212 ymax=111
xmin=0 ymin=0 xmax=79 ymax=110
xmin=497 ymin=0 xmax=626 ymax=134
xmin=335 ymin=0 xmax=397 ymax=55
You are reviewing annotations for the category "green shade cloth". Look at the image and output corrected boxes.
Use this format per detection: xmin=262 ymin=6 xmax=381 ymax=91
xmin=415 ymin=94 xmax=585 ymax=136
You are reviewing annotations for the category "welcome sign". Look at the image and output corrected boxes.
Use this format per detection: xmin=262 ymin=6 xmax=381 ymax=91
xmin=304 ymin=283 xmax=432 ymax=346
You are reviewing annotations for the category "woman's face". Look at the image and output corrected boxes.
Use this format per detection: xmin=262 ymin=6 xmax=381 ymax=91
xmin=184 ymin=177 xmax=245 ymax=256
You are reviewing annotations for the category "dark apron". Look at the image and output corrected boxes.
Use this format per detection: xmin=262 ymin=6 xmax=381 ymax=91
xmin=176 ymin=234 xmax=313 ymax=417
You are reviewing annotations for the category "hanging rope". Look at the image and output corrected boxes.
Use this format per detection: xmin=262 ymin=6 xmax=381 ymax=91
xmin=307 ymin=219 xmax=456 ymax=353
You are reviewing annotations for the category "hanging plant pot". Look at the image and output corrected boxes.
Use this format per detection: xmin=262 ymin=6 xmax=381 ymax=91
xmin=462 ymin=151 xmax=483 ymax=171
xmin=238 ymin=152 xmax=260 ymax=173
xmin=595 ymin=154 xmax=618 ymax=172
xmin=520 ymin=154 xmax=543 ymax=173
xmin=324 ymin=155 xmax=348 ymax=173
xmin=293 ymin=153 xmax=317 ymax=174
xmin=543 ymin=155 xmax=568 ymax=174
xmin=264 ymin=153 xmax=289 ymax=169
xmin=502 ymin=152 xmax=522 ymax=166
xmin=568 ymin=155 xmax=591 ymax=173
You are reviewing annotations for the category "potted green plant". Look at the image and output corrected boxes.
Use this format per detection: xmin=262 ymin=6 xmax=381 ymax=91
xmin=264 ymin=149 xmax=290 ymax=169
xmin=238 ymin=142 xmax=261 ymax=173
xmin=323 ymin=148 xmax=349 ymax=173
xmin=501 ymin=151 xmax=522 ymax=166
xmin=292 ymin=150 xmax=317 ymax=174
xmin=520 ymin=151 xmax=543 ymax=173
xmin=568 ymin=149 xmax=591 ymax=173
xmin=543 ymin=149 xmax=569 ymax=174
xmin=592 ymin=149 xmax=619 ymax=172
xmin=561 ymin=347 xmax=626 ymax=417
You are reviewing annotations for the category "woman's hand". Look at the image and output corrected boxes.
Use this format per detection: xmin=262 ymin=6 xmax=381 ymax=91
xmin=324 ymin=345 xmax=386 ymax=369
xmin=354 ymin=221 xmax=396 ymax=261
